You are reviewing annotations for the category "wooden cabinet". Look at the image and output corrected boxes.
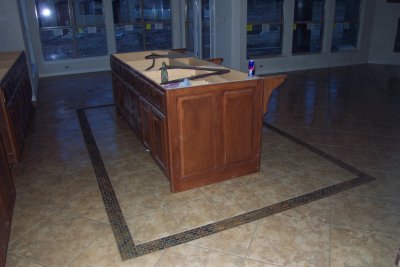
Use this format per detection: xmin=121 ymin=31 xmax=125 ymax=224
xmin=0 ymin=137 xmax=15 ymax=267
xmin=111 ymin=51 xmax=285 ymax=192
xmin=149 ymin=106 xmax=168 ymax=173
xmin=0 ymin=51 xmax=32 ymax=165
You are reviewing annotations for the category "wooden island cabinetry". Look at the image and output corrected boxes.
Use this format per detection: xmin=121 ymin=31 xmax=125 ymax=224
xmin=0 ymin=51 xmax=32 ymax=164
xmin=111 ymin=51 xmax=285 ymax=192
xmin=0 ymin=137 xmax=15 ymax=267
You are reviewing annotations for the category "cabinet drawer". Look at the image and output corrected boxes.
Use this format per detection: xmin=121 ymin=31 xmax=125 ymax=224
xmin=136 ymin=77 xmax=166 ymax=114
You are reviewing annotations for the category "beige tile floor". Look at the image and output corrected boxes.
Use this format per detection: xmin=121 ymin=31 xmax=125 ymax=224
xmin=6 ymin=64 xmax=400 ymax=266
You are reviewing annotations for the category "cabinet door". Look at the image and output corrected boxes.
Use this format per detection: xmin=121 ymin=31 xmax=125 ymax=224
xmin=150 ymin=107 xmax=168 ymax=174
xmin=0 ymin=138 xmax=15 ymax=267
xmin=139 ymin=98 xmax=152 ymax=149
xmin=172 ymin=92 xmax=218 ymax=178
xmin=130 ymin=89 xmax=141 ymax=137
xmin=220 ymin=86 xmax=262 ymax=166
xmin=112 ymin=74 xmax=123 ymax=109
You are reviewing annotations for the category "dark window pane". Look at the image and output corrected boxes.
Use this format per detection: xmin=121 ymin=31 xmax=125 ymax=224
xmin=247 ymin=0 xmax=284 ymax=23
xmin=186 ymin=0 xmax=194 ymax=53
xmin=112 ymin=0 xmax=141 ymax=24
xmin=202 ymin=0 xmax=210 ymax=58
xmin=331 ymin=22 xmax=358 ymax=51
xmin=77 ymin=0 xmax=103 ymax=15
xmin=35 ymin=0 xmax=71 ymax=27
xmin=247 ymin=24 xmax=282 ymax=57
xmin=294 ymin=0 xmax=324 ymax=22
xmin=40 ymin=28 xmax=74 ymax=60
xmin=395 ymin=18 xmax=400 ymax=52
xmin=247 ymin=0 xmax=284 ymax=57
xmin=334 ymin=0 xmax=361 ymax=22
xmin=115 ymin=25 xmax=144 ymax=52
xmin=143 ymin=0 xmax=171 ymax=22
xmin=145 ymin=23 xmax=172 ymax=50
xmin=185 ymin=22 xmax=194 ymax=53
xmin=186 ymin=0 xmax=194 ymax=22
xmin=73 ymin=0 xmax=105 ymax=26
xmin=76 ymin=26 xmax=107 ymax=57
xmin=292 ymin=23 xmax=322 ymax=53
xmin=332 ymin=0 xmax=360 ymax=52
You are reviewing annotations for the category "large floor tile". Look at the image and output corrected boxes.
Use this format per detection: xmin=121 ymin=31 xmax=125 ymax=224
xmin=331 ymin=191 xmax=400 ymax=236
xmin=330 ymin=227 xmax=399 ymax=267
xmin=69 ymin=227 xmax=164 ymax=267
xmin=189 ymin=222 xmax=257 ymax=257
xmin=9 ymin=211 xmax=107 ymax=267
xmin=157 ymin=244 xmax=243 ymax=267
xmin=246 ymin=215 xmax=330 ymax=266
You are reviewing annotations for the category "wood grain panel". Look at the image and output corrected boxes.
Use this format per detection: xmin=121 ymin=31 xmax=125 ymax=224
xmin=176 ymin=93 xmax=217 ymax=177
xmin=222 ymin=87 xmax=255 ymax=165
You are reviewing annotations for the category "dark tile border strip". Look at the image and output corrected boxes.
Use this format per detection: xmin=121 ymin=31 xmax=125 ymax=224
xmin=77 ymin=106 xmax=138 ymax=259
xmin=77 ymin=104 xmax=375 ymax=261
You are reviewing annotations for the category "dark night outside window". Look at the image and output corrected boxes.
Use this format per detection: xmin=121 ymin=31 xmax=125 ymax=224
xmin=185 ymin=0 xmax=211 ymax=59
xmin=331 ymin=0 xmax=361 ymax=52
xmin=185 ymin=0 xmax=195 ymax=53
xmin=292 ymin=0 xmax=324 ymax=53
xmin=247 ymin=0 xmax=284 ymax=58
xmin=394 ymin=18 xmax=400 ymax=52
xmin=35 ymin=0 xmax=107 ymax=61
xmin=113 ymin=0 xmax=172 ymax=53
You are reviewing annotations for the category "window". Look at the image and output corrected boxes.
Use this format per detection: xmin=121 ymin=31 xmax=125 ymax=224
xmin=395 ymin=18 xmax=400 ymax=52
xmin=185 ymin=0 xmax=195 ymax=53
xmin=331 ymin=0 xmax=361 ymax=52
xmin=185 ymin=0 xmax=211 ymax=59
xmin=292 ymin=0 xmax=324 ymax=53
xmin=201 ymin=0 xmax=210 ymax=58
xmin=247 ymin=0 xmax=284 ymax=58
xmin=112 ymin=0 xmax=172 ymax=53
xmin=35 ymin=0 xmax=107 ymax=61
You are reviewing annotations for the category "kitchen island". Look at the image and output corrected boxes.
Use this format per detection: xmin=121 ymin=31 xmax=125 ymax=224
xmin=110 ymin=50 xmax=285 ymax=192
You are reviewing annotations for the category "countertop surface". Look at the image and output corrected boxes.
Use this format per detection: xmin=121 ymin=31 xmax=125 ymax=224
xmin=0 ymin=51 xmax=22 ymax=81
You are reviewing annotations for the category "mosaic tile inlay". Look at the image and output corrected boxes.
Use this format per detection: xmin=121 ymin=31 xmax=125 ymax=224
xmin=77 ymin=104 xmax=375 ymax=261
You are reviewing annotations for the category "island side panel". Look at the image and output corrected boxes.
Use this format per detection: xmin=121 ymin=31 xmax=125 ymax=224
xmin=220 ymin=81 xmax=263 ymax=168
xmin=167 ymin=80 xmax=264 ymax=192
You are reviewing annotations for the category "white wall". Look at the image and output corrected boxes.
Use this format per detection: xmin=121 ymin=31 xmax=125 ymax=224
xmin=214 ymin=0 xmax=379 ymax=74
xmin=0 ymin=0 xmax=25 ymax=51
xmin=368 ymin=0 xmax=400 ymax=65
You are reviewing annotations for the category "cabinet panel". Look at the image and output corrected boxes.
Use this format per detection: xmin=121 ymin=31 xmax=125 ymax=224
xmin=175 ymin=93 xmax=217 ymax=177
xmin=0 ymin=137 xmax=15 ymax=267
xmin=139 ymin=98 xmax=152 ymax=149
xmin=221 ymin=87 xmax=259 ymax=165
xmin=150 ymin=108 xmax=168 ymax=174
xmin=112 ymin=74 xmax=123 ymax=110
xmin=0 ymin=51 xmax=32 ymax=164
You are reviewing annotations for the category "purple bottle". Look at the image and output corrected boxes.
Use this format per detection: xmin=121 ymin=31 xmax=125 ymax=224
xmin=248 ymin=60 xmax=255 ymax=77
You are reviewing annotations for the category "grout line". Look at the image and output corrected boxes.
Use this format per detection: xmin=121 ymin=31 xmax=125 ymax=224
xmin=243 ymin=219 xmax=259 ymax=265
xmin=77 ymin=104 xmax=376 ymax=261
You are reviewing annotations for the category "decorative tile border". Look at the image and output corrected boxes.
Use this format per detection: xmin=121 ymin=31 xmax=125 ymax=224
xmin=77 ymin=105 xmax=374 ymax=261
